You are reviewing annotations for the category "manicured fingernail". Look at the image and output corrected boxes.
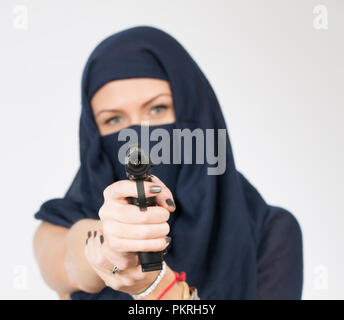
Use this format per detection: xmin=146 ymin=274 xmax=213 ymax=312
xmin=150 ymin=185 xmax=162 ymax=193
xmin=166 ymin=199 xmax=176 ymax=208
xmin=87 ymin=231 xmax=91 ymax=238
xmin=93 ymin=231 xmax=97 ymax=238
xmin=165 ymin=236 xmax=172 ymax=245
xmin=100 ymin=235 xmax=104 ymax=244
xmin=86 ymin=238 xmax=88 ymax=245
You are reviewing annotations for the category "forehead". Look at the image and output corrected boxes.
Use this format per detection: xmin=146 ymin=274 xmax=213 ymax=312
xmin=90 ymin=78 xmax=172 ymax=112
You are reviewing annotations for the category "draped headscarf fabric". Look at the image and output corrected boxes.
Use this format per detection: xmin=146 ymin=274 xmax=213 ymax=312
xmin=34 ymin=26 xmax=302 ymax=300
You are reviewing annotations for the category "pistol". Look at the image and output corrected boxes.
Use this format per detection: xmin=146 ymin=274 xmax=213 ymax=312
xmin=125 ymin=144 xmax=164 ymax=272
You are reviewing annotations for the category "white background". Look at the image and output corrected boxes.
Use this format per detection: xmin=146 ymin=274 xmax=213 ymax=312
xmin=0 ymin=0 xmax=343 ymax=299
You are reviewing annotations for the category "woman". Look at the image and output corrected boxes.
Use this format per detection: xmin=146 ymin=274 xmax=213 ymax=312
xmin=33 ymin=26 xmax=303 ymax=300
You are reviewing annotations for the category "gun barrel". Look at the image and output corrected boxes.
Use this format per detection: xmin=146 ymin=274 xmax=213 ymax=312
xmin=125 ymin=145 xmax=152 ymax=180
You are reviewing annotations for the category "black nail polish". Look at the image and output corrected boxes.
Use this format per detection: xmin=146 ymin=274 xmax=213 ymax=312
xmin=86 ymin=238 xmax=88 ymax=245
xmin=165 ymin=236 xmax=172 ymax=244
xmin=150 ymin=185 xmax=162 ymax=193
xmin=94 ymin=231 xmax=97 ymax=238
xmin=163 ymin=236 xmax=171 ymax=255
xmin=100 ymin=235 xmax=104 ymax=244
xmin=166 ymin=199 xmax=176 ymax=208
xmin=87 ymin=231 xmax=91 ymax=238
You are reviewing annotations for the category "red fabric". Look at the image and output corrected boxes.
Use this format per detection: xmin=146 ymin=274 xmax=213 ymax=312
xmin=156 ymin=271 xmax=186 ymax=300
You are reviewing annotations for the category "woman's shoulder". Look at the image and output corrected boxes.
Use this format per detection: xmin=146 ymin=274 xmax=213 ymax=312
xmin=263 ymin=206 xmax=302 ymax=240
xmin=258 ymin=205 xmax=303 ymax=267
xmin=257 ymin=206 xmax=303 ymax=299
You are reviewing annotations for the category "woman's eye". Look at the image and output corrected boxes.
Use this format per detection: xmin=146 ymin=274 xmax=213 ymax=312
xmin=150 ymin=105 xmax=168 ymax=115
xmin=105 ymin=116 xmax=122 ymax=125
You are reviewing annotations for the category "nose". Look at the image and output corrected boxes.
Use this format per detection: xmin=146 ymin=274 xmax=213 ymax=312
xmin=129 ymin=113 xmax=146 ymax=127
xmin=130 ymin=115 xmax=141 ymax=126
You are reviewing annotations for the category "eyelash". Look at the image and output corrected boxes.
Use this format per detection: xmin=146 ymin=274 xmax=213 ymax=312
xmin=104 ymin=105 xmax=169 ymax=125
xmin=150 ymin=104 xmax=168 ymax=114
xmin=105 ymin=116 xmax=121 ymax=125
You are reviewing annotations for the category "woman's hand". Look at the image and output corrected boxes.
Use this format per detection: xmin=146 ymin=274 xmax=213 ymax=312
xmin=84 ymin=175 xmax=178 ymax=297
xmin=64 ymin=218 xmax=106 ymax=293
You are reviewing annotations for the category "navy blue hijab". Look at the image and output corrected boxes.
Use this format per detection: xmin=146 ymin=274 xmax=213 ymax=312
xmin=35 ymin=26 xmax=301 ymax=299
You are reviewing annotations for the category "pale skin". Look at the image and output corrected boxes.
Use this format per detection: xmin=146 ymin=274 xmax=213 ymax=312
xmin=33 ymin=78 xmax=186 ymax=300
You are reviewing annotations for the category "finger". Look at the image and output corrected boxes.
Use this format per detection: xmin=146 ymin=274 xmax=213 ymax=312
xmin=89 ymin=256 xmax=140 ymax=291
xmin=103 ymin=219 xmax=170 ymax=240
xmin=91 ymin=263 xmax=157 ymax=293
xmin=113 ymin=264 xmax=145 ymax=287
xmin=107 ymin=236 xmax=170 ymax=253
xmin=103 ymin=180 xmax=166 ymax=201
xmin=149 ymin=175 xmax=176 ymax=212
xmin=85 ymin=230 xmax=92 ymax=246
xmin=93 ymin=231 xmax=114 ymax=271
xmin=84 ymin=231 xmax=91 ymax=259
xmin=84 ymin=231 xmax=96 ymax=266
xmin=102 ymin=202 xmax=170 ymax=224
xmin=86 ymin=231 xmax=114 ymax=271
xmin=100 ymin=236 xmax=140 ymax=270
xmin=91 ymin=264 xmax=125 ymax=291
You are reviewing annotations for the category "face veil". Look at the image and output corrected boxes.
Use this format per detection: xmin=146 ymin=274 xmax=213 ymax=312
xmin=35 ymin=25 xmax=271 ymax=299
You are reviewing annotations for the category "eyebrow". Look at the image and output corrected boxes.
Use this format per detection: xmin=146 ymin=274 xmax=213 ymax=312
xmin=94 ymin=92 xmax=171 ymax=117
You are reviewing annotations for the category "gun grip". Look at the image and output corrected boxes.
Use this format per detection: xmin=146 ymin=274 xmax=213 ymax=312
xmin=127 ymin=196 xmax=156 ymax=207
xmin=138 ymin=252 xmax=164 ymax=272
xmin=127 ymin=179 xmax=164 ymax=272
